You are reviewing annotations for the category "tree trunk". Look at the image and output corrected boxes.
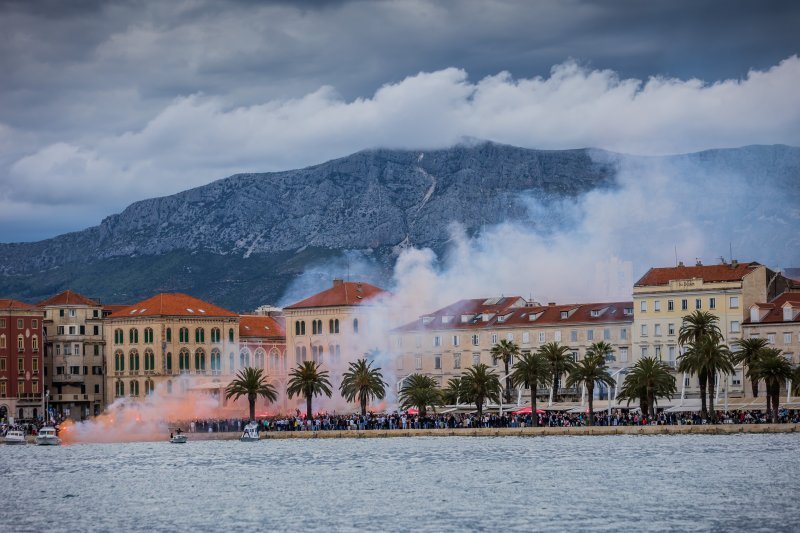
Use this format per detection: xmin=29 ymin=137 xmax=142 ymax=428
xmin=531 ymin=390 xmax=538 ymax=427
xmin=698 ymin=369 xmax=708 ymax=419
xmin=476 ymin=400 xmax=483 ymax=422
xmin=306 ymin=395 xmax=313 ymax=421
xmin=751 ymin=373 xmax=759 ymax=398
xmin=587 ymin=384 xmax=594 ymax=426
xmin=552 ymin=373 xmax=559 ymax=403
xmin=248 ymin=393 xmax=256 ymax=422
xmin=504 ymin=361 xmax=511 ymax=403
xmin=772 ymin=389 xmax=780 ymax=424
xmin=766 ymin=390 xmax=772 ymax=421
xmin=707 ymin=372 xmax=716 ymax=424
xmin=647 ymin=386 xmax=656 ymax=419
xmin=360 ymin=395 xmax=367 ymax=416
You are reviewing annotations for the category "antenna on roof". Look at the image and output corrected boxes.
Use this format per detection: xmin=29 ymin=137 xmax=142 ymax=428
xmin=674 ymin=245 xmax=678 ymax=267
xmin=729 ymin=242 xmax=733 ymax=263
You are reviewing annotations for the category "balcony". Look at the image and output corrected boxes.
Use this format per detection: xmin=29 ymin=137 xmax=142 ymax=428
xmin=53 ymin=374 xmax=85 ymax=384
xmin=50 ymin=393 xmax=99 ymax=403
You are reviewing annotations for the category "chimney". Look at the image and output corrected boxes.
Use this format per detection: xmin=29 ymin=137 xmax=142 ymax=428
xmin=678 ymin=261 xmax=684 ymax=267
xmin=333 ymin=279 xmax=344 ymax=287
xmin=548 ymin=302 xmax=556 ymax=306
xmin=731 ymin=259 xmax=738 ymax=268
xmin=695 ymin=259 xmax=702 ymax=266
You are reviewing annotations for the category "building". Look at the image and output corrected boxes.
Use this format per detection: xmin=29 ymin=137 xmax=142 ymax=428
xmin=389 ymin=296 xmax=633 ymax=403
xmin=284 ymin=279 xmax=388 ymax=384
xmin=38 ymin=290 xmax=107 ymax=420
xmin=238 ymin=312 xmax=287 ymax=411
xmin=743 ymin=292 xmax=800 ymax=366
xmin=632 ymin=260 xmax=790 ymax=398
xmin=0 ymin=298 xmax=44 ymax=422
xmin=103 ymin=293 xmax=240 ymax=406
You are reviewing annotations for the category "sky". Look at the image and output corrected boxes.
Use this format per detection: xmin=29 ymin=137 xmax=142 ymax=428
xmin=1 ymin=0 xmax=799 ymax=242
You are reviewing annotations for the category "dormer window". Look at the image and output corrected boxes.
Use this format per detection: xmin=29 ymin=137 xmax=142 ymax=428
xmin=783 ymin=306 xmax=793 ymax=321
xmin=441 ymin=315 xmax=453 ymax=324
xmin=590 ymin=310 xmax=600 ymax=317
xmin=750 ymin=307 xmax=760 ymax=323
xmin=461 ymin=314 xmax=473 ymax=323
xmin=560 ymin=311 xmax=568 ymax=319
xmin=422 ymin=316 xmax=434 ymax=325
xmin=623 ymin=308 xmax=633 ymax=316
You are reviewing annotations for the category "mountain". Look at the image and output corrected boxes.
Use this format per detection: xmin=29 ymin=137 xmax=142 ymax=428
xmin=1 ymin=142 xmax=798 ymax=311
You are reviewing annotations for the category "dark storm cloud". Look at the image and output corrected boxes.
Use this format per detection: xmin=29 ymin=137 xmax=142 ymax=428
xmin=0 ymin=0 xmax=798 ymax=242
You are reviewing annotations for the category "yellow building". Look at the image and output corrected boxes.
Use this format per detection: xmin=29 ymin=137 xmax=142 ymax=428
xmin=632 ymin=260 xmax=790 ymax=398
xmin=103 ymin=293 xmax=239 ymax=406
xmin=744 ymin=292 xmax=800 ymax=366
xmin=389 ymin=296 xmax=633 ymax=403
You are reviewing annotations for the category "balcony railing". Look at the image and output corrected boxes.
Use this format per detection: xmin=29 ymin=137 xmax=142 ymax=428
xmin=50 ymin=393 xmax=99 ymax=403
xmin=53 ymin=374 xmax=85 ymax=383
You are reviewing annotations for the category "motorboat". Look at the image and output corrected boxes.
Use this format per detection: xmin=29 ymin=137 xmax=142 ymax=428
xmin=169 ymin=429 xmax=188 ymax=444
xmin=35 ymin=426 xmax=61 ymax=446
xmin=3 ymin=429 xmax=26 ymax=445
xmin=240 ymin=422 xmax=260 ymax=442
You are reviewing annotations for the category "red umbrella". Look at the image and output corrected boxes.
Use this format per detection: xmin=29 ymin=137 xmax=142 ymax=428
xmin=511 ymin=406 xmax=545 ymax=415
xmin=406 ymin=408 xmax=419 ymax=415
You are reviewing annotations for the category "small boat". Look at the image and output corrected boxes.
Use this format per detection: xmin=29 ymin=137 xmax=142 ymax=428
xmin=3 ymin=429 xmax=26 ymax=445
xmin=169 ymin=429 xmax=188 ymax=444
xmin=240 ymin=422 xmax=259 ymax=442
xmin=35 ymin=426 xmax=61 ymax=446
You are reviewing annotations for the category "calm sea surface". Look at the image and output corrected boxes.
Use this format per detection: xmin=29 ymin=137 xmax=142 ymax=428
xmin=1 ymin=434 xmax=798 ymax=532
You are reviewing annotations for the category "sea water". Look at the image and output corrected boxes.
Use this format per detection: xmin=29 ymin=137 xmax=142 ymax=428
xmin=0 ymin=434 xmax=797 ymax=531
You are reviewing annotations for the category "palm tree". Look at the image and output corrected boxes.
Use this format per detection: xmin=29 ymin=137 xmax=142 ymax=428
xmin=732 ymin=337 xmax=769 ymax=398
xmin=750 ymin=348 xmax=792 ymax=423
xmin=678 ymin=310 xmax=723 ymax=418
xmin=398 ymin=374 xmax=442 ymax=417
xmin=565 ymin=346 xmax=615 ymax=426
xmin=441 ymin=377 xmax=465 ymax=406
xmin=491 ymin=340 xmax=520 ymax=403
xmin=510 ymin=352 xmax=550 ymax=426
xmin=537 ymin=342 xmax=576 ymax=403
xmin=225 ymin=367 xmax=278 ymax=421
xmin=286 ymin=361 xmax=333 ymax=420
xmin=680 ymin=336 xmax=734 ymax=423
xmin=617 ymin=357 xmax=677 ymax=418
xmin=339 ymin=358 xmax=387 ymax=415
xmin=460 ymin=364 xmax=502 ymax=420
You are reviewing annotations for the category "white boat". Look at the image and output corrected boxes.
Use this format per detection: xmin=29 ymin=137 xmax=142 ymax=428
xmin=3 ymin=429 xmax=26 ymax=445
xmin=240 ymin=422 xmax=260 ymax=442
xmin=35 ymin=426 xmax=61 ymax=446
xmin=169 ymin=429 xmax=188 ymax=444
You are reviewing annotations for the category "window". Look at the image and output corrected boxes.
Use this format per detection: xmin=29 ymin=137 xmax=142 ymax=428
xmin=144 ymin=349 xmax=155 ymax=372
xmin=620 ymin=328 xmax=627 ymax=340
xmin=453 ymin=353 xmax=461 ymax=369
xmin=68 ymin=325 xmax=76 ymax=335
xmin=784 ymin=333 xmax=792 ymax=344
xmin=433 ymin=336 xmax=442 ymax=347
xmin=0 ymin=335 xmax=4 ymax=349
xmin=195 ymin=349 xmax=206 ymax=372
xmin=506 ymin=332 xmax=514 ymax=342
xmin=554 ymin=331 xmax=562 ymax=342
xmin=668 ymin=300 xmax=674 ymax=311
xmin=695 ymin=298 xmax=702 ymax=310
xmin=210 ymin=328 xmax=220 ymax=343
xmin=730 ymin=321 xmax=740 ymax=333
xmin=229 ymin=352 xmax=235 ymax=373
xmin=166 ymin=328 xmax=172 ymax=342
xmin=179 ymin=328 xmax=189 ymax=343
xmin=114 ymin=351 xmax=124 ymax=372
xmin=655 ymin=345 xmax=662 ymax=358
xmin=491 ymin=333 xmax=498 ymax=344
xmin=94 ymin=345 xmax=100 ymax=356
xmin=641 ymin=346 xmax=648 ymax=357
xmin=57 ymin=325 xmax=65 ymax=335
xmin=785 ymin=307 xmax=794 ymax=321
xmin=654 ymin=301 xmax=661 ymax=312
xmin=31 ymin=319 xmax=38 ymax=329
xmin=254 ymin=349 xmax=265 ymax=369
xmin=471 ymin=334 xmax=479 ymax=346
xmin=115 ymin=380 xmax=125 ymax=397
xmin=32 ymin=358 xmax=38 ymax=373
xmin=195 ymin=328 xmax=205 ymax=343
xmin=472 ymin=353 xmax=480 ymax=366
xmin=17 ymin=319 xmax=24 ymax=328
xmin=129 ymin=350 xmax=140 ymax=373
xmin=0 ymin=358 xmax=4 ymax=371
xmin=353 ymin=319 xmax=359 ymax=334
xmin=129 ymin=328 xmax=138 ymax=344
xmin=32 ymin=336 xmax=38 ymax=351
xmin=114 ymin=329 xmax=123 ymax=344
xmin=0 ymin=381 xmax=5 ymax=397
xmin=69 ymin=309 xmax=76 ymax=317
xmin=179 ymin=349 xmax=190 ymax=373
xmin=329 ymin=319 xmax=340 ymax=334
xmin=59 ymin=309 xmax=64 ymax=317
xmin=434 ymin=355 xmax=441 ymax=369
xmin=668 ymin=346 xmax=676 ymax=361
xmin=70 ymin=365 xmax=80 ymax=375
xmin=229 ymin=328 xmax=235 ymax=342
xmin=312 ymin=320 xmax=321 ymax=335
xmin=730 ymin=296 xmax=739 ymax=309
xmin=166 ymin=352 xmax=173 ymax=373
xmin=603 ymin=329 xmax=610 ymax=340
xmin=560 ymin=311 xmax=569 ymax=319
xmin=570 ymin=330 xmax=578 ymax=342
xmin=145 ymin=379 xmax=154 ymax=396
xmin=522 ymin=332 xmax=530 ymax=344
xmin=240 ymin=348 xmax=251 ymax=368
xmin=709 ymin=298 xmax=716 ymax=310
xmin=681 ymin=299 xmax=688 ymax=311
xmin=17 ymin=335 xmax=24 ymax=351
xmin=732 ymin=371 xmax=741 ymax=386
xmin=684 ymin=376 xmax=691 ymax=387
xmin=538 ymin=332 xmax=545 ymax=343
xmin=640 ymin=324 xmax=647 ymax=336
xmin=0 ymin=319 xmax=5 ymax=328
xmin=130 ymin=380 xmax=139 ymax=397
xmin=640 ymin=301 xmax=647 ymax=312
xmin=93 ymin=325 xmax=99 ymax=335
xmin=767 ymin=334 xmax=776 ymax=344
xmin=414 ymin=356 xmax=422 ymax=370
xmin=619 ymin=347 xmax=628 ymax=363
xmin=452 ymin=335 xmax=460 ymax=347
xmin=587 ymin=330 xmax=594 ymax=341
xmin=654 ymin=324 xmax=662 ymax=336
xmin=668 ymin=323 xmax=675 ymax=335
xmin=144 ymin=328 xmax=153 ymax=343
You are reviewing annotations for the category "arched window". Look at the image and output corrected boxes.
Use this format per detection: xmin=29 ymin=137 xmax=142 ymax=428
xmin=333 ymin=345 xmax=341 ymax=364
xmin=166 ymin=328 xmax=172 ymax=342
xmin=145 ymin=379 xmax=154 ymax=396
xmin=312 ymin=320 xmax=323 ymax=335
xmin=114 ymin=329 xmax=123 ymax=344
xmin=311 ymin=345 xmax=324 ymax=364
xmin=129 ymin=349 xmax=140 ymax=373
xmin=295 ymin=347 xmax=302 ymax=365
xmin=269 ymin=349 xmax=279 ymax=372
xmin=130 ymin=380 xmax=140 ymax=397
xmin=179 ymin=328 xmax=189 ymax=343
xmin=229 ymin=352 xmax=235 ymax=373
xmin=211 ymin=328 xmax=221 ymax=343
xmin=255 ymin=349 xmax=265 ymax=369
xmin=195 ymin=328 xmax=205 ymax=343
xmin=144 ymin=349 xmax=155 ymax=372
xmin=179 ymin=348 xmax=190 ymax=374
xmin=166 ymin=380 xmax=173 ymax=394
xmin=353 ymin=319 xmax=359 ymax=334
xmin=228 ymin=328 xmax=234 ymax=343
xmin=129 ymin=328 xmax=139 ymax=344
xmin=295 ymin=321 xmax=300 ymax=336
xmin=211 ymin=348 xmax=221 ymax=374
xmin=115 ymin=380 xmax=124 ymax=397
xmin=240 ymin=348 xmax=251 ymax=369
xmin=114 ymin=350 xmax=125 ymax=373
xmin=328 ymin=319 xmax=340 ymax=334
xmin=166 ymin=352 xmax=173 ymax=373
xmin=195 ymin=348 xmax=206 ymax=373
xmin=144 ymin=328 xmax=153 ymax=343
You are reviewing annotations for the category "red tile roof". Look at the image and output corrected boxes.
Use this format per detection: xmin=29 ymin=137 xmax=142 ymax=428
xmin=239 ymin=315 xmax=286 ymax=339
xmin=393 ymin=298 xmax=633 ymax=333
xmin=0 ymin=298 xmax=36 ymax=311
xmin=744 ymin=292 xmax=800 ymax=324
xmin=103 ymin=305 xmax=128 ymax=316
xmin=635 ymin=262 xmax=759 ymax=286
xmin=37 ymin=289 xmax=99 ymax=307
xmin=107 ymin=293 xmax=237 ymax=319
xmin=285 ymin=280 xmax=388 ymax=309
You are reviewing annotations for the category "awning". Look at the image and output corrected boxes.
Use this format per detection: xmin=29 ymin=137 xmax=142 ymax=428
xmin=511 ymin=405 xmax=546 ymax=415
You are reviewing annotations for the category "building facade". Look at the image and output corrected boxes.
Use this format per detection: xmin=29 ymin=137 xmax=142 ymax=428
xmin=0 ymin=299 xmax=44 ymax=422
xmin=389 ymin=296 xmax=633 ymax=403
xmin=103 ymin=293 xmax=240 ymax=406
xmin=743 ymin=292 xmax=800 ymax=369
xmin=38 ymin=290 xmax=107 ymax=420
xmin=238 ymin=313 xmax=287 ymax=411
xmin=632 ymin=261 xmax=790 ymax=398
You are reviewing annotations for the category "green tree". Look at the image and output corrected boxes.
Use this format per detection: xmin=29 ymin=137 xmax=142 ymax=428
xmin=491 ymin=340 xmax=520 ymax=403
xmin=750 ymin=348 xmax=792 ymax=423
xmin=732 ymin=337 xmax=769 ymax=398
xmin=339 ymin=357 xmax=387 ymax=415
xmin=678 ymin=311 xmax=724 ymax=418
xmin=286 ymin=361 xmax=333 ymax=420
xmin=224 ymin=367 xmax=278 ymax=421
xmin=460 ymin=364 xmax=502 ymax=420
xmin=617 ymin=356 xmax=677 ymax=418
xmin=509 ymin=352 xmax=550 ymax=426
xmin=398 ymin=374 xmax=442 ymax=417
xmin=565 ymin=344 xmax=615 ymax=426
xmin=680 ymin=336 xmax=734 ymax=423
xmin=441 ymin=377 xmax=465 ymax=406
xmin=537 ymin=342 xmax=576 ymax=403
